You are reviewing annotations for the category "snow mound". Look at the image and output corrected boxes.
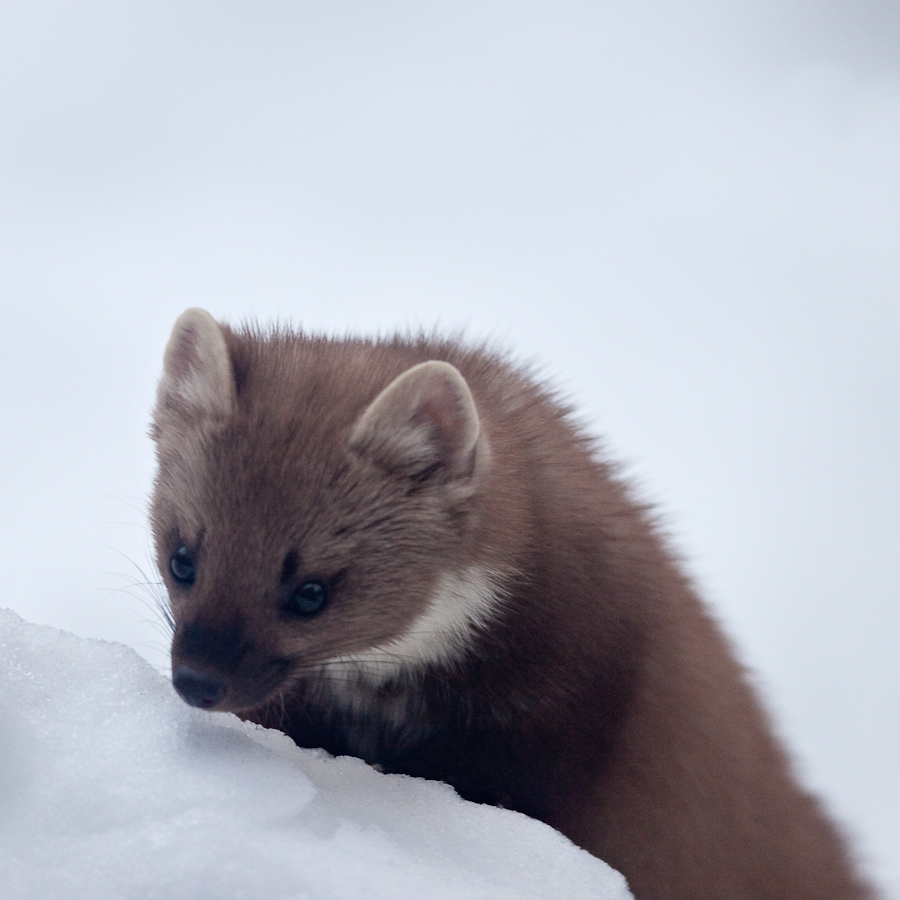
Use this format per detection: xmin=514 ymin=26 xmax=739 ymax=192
xmin=0 ymin=608 xmax=631 ymax=900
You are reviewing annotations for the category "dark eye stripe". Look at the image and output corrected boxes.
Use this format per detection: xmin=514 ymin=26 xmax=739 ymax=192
xmin=280 ymin=550 xmax=300 ymax=584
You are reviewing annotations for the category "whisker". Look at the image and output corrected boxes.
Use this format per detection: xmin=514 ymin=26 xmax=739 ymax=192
xmin=102 ymin=544 xmax=175 ymax=638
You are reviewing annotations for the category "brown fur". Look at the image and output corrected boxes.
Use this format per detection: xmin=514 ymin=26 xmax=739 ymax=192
xmin=151 ymin=310 xmax=873 ymax=899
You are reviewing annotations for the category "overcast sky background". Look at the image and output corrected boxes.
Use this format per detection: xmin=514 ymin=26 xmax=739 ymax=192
xmin=1 ymin=1 xmax=898 ymax=894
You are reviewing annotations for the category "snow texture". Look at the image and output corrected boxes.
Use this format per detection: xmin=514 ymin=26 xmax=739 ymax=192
xmin=0 ymin=607 xmax=631 ymax=900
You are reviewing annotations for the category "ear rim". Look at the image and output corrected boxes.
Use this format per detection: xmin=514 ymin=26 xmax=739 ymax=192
xmin=349 ymin=360 xmax=484 ymax=480
xmin=154 ymin=308 xmax=235 ymax=430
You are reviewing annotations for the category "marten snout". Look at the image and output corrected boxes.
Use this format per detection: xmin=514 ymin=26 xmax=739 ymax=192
xmin=177 ymin=620 xmax=252 ymax=672
xmin=173 ymin=665 xmax=227 ymax=709
xmin=171 ymin=618 xmax=280 ymax=712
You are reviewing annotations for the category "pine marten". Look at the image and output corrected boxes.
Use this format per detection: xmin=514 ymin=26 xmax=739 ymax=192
xmin=150 ymin=308 xmax=873 ymax=899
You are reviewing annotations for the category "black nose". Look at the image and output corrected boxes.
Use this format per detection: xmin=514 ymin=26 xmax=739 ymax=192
xmin=172 ymin=665 xmax=227 ymax=709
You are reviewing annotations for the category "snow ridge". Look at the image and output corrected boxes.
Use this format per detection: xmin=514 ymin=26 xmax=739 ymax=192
xmin=0 ymin=607 xmax=631 ymax=900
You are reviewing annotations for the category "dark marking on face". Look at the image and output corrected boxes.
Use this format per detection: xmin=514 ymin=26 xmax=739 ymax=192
xmin=280 ymin=550 xmax=300 ymax=584
xmin=179 ymin=620 xmax=252 ymax=674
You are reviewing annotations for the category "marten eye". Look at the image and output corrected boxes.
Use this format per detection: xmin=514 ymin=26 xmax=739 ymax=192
xmin=287 ymin=581 xmax=328 ymax=617
xmin=170 ymin=546 xmax=196 ymax=585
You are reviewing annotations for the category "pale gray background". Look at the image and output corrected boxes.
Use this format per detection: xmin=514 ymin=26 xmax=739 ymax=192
xmin=1 ymin=1 xmax=897 ymax=894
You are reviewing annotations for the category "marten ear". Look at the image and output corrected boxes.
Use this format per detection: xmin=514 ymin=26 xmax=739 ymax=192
xmin=349 ymin=361 xmax=483 ymax=480
xmin=154 ymin=308 xmax=234 ymax=430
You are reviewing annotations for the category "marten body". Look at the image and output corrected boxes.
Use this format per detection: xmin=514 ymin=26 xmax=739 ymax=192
xmin=151 ymin=309 xmax=872 ymax=899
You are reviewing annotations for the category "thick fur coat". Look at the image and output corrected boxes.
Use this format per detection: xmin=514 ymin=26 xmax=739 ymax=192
xmin=151 ymin=309 xmax=872 ymax=899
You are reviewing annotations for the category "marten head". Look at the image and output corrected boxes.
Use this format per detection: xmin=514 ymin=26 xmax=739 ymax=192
xmin=150 ymin=309 xmax=498 ymax=715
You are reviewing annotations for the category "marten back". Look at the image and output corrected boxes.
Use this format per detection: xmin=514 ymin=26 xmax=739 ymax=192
xmin=151 ymin=309 xmax=873 ymax=900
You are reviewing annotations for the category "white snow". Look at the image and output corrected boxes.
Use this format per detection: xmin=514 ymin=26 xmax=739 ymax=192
xmin=0 ymin=607 xmax=632 ymax=900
